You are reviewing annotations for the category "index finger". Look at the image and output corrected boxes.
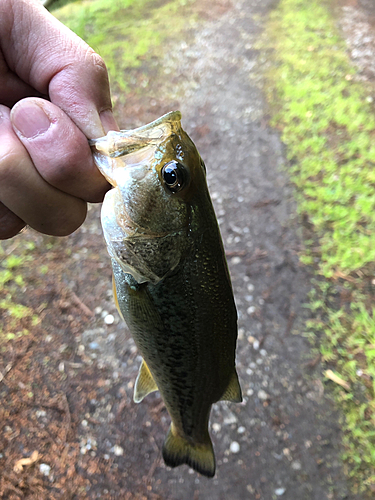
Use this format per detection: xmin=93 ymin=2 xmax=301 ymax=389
xmin=0 ymin=0 xmax=118 ymax=138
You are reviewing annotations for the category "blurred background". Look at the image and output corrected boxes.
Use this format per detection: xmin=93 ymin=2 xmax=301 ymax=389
xmin=1 ymin=0 xmax=374 ymax=498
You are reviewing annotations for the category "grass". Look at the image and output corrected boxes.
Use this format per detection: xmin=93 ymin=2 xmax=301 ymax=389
xmin=0 ymin=243 xmax=40 ymax=345
xmin=53 ymin=0 xmax=197 ymax=94
xmin=262 ymin=0 xmax=375 ymax=495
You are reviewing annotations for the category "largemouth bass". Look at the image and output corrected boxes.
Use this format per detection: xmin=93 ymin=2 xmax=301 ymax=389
xmin=90 ymin=111 xmax=242 ymax=478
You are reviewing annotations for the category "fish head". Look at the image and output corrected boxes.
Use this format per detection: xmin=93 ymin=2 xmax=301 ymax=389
xmin=90 ymin=111 xmax=207 ymax=284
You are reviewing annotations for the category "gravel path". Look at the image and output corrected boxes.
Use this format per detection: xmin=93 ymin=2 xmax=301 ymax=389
xmin=79 ymin=0 xmax=359 ymax=498
xmin=136 ymin=1 xmax=356 ymax=498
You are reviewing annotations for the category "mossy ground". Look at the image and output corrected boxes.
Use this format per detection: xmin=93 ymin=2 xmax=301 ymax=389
xmin=53 ymin=0 xmax=197 ymax=97
xmin=262 ymin=0 xmax=375 ymax=494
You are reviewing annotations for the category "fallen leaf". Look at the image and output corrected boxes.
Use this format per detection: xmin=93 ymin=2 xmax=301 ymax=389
xmin=324 ymin=369 xmax=350 ymax=391
xmin=13 ymin=450 xmax=39 ymax=472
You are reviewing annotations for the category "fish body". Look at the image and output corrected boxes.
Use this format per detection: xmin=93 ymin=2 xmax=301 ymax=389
xmin=90 ymin=112 xmax=242 ymax=477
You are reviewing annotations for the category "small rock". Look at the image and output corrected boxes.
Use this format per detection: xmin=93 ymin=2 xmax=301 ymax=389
xmin=257 ymin=390 xmax=269 ymax=400
xmin=291 ymin=460 xmax=302 ymax=470
xmin=104 ymin=314 xmax=115 ymax=325
xmin=223 ymin=410 xmax=238 ymax=425
xmin=247 ymin=306 xmax=256 ymax=315
xmin=212 ymin=423 xmax=221 ymax=433
xmin=237 ymin=327 xmax=245 ymax=340
xmin=275 ymin=487 xmax=286 ymax=496
xmin=89 ymin=342 xmax=100 ymax=350
xmin=237 ymin=426 xmax=246 ymax=434
xmin=230 ymin=441 xmax=240 ymax=454
xmin=39 ymin=463 xmax=51 ymax=476
xmin=112 ymin=445 xmax=124 ymax=456
xmin=253 ymin=339 xmax=260 ymax=350
xmin=94 ymin=306 xmax=102 ymax=315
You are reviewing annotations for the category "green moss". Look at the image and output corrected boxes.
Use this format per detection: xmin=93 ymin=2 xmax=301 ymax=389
xmin=262 ymin=0 xmax=375 ymax=494
xmin=53 ymin=0 xmax=196 ymax=93
xmin=0 ymin=241 xmax=41 ymax=342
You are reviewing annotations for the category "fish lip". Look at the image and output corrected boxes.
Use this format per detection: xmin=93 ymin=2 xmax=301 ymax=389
xmin=89 ymin=111 xmax=183 ymax=184
xmin=88 ymin=111 xmax=182 ymax=154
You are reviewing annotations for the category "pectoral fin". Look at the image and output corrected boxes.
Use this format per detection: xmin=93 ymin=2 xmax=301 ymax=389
xmin=134 ymin=359 xmax=159 ymax=403
xmin=219 ymin=371 xmax=242 ymax=403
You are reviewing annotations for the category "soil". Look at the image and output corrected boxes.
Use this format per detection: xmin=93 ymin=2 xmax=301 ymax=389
xmin=0 ymin=0 xmax=372 ymax=498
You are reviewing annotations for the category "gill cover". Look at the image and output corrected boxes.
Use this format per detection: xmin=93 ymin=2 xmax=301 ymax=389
xmin=90 ymin=112 xmax=190 ymax=284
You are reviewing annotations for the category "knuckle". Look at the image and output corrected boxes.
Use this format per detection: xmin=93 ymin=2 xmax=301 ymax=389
xmin=87 ymin=49 xmax=108 ymax=78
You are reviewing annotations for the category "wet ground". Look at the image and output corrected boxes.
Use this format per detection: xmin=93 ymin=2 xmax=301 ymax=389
xmin=0 ymin=0 xmax=372 ymax=498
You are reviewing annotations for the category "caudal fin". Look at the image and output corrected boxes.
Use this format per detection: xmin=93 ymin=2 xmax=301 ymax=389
xmin=162 ymin=424 xmax=215 ymax=478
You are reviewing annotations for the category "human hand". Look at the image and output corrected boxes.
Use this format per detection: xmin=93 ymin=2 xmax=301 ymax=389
xmin=0 ymin=0 xmax=119 ymax=239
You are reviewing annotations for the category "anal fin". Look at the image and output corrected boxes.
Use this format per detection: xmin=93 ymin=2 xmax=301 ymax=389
xmin=134 ymin=359 xmax=158 ymax=403
xmin=219 ymin=371 xmax=242 ymax=403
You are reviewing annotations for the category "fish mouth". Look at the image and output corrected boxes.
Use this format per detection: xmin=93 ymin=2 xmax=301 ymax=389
xmin=89 ymin=111 xmax=182 ymax=185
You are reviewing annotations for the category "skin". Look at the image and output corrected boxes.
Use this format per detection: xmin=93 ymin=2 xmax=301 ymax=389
xmin=0 ymin=0 xmax=119 ymax=240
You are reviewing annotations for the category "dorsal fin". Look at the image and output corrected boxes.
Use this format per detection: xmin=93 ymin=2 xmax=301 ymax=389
xmin=134 ymin=359 xmax=159 ymax=403
xmin=219 ymin=371 xmax=242 ymax=403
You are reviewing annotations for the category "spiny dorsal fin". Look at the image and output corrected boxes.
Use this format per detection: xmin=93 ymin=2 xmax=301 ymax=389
xmin=219 ymin=371 xmax=242 ymax=403
xmin=162 ymin=423 xmax=215 ymax=478
xmin=134 ymin=359 xmax=158 ymax=403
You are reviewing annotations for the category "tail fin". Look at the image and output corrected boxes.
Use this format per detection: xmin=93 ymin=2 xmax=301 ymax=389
xmin=162 ymin=424 xmax=215 ymax=478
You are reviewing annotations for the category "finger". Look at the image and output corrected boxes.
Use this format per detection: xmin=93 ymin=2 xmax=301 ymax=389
xmin=0 ymin=202 xmax=25 ymax=240
xmin=0 ymin=105 xmax=87 ymax=237
xmin=10 ymin=98 xmax=109 ymax=202
xmin=0 ymin=53 xmax=44 ymax=107
xmin=1 ymin=0 xmax=119 ymax=138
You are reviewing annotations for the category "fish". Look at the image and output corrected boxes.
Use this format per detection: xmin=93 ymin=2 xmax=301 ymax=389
xmin=89 ymin=111 xmax=242 ymax=478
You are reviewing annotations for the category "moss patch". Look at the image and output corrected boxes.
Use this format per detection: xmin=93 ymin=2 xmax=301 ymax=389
xmin=262 ymin=0 xmax=375 ymax=495
xmin=53 ymin=0 xmax=197 ymax=95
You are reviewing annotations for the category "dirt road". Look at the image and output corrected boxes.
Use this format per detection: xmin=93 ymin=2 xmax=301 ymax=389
xmin=0 ymin=0 xmax=364 ymax=498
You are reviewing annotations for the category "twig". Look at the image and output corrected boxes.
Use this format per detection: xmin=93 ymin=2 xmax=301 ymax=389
xmin=0 ymin=363 xmax=13 ymax=384
xmin=324 ymin=369 xmax=350 ymax=391
xmin=60 ymin=393 xmax=72 ymax=441
xmin=225 ymin=250 xmax=247 ymax=257
xmin=252 ymin=199 xmax=281 ymax=208
xmin=246 ymin=249 xmax=268 ymax=264
xmin=69 ymin=290 xmax=94 ymax=317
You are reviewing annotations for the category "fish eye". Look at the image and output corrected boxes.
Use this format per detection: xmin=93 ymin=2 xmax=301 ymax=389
xmin=161 ymin=161 xmax=186 ymax=193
